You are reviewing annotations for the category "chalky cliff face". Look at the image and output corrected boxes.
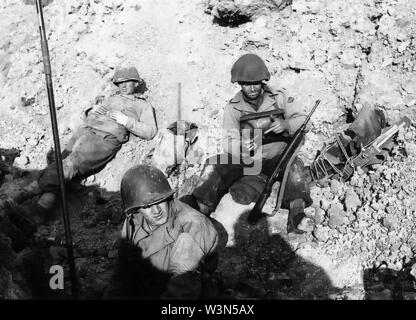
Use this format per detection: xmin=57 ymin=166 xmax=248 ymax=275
xmin=0 ymin=0 xmax=416 ymax=299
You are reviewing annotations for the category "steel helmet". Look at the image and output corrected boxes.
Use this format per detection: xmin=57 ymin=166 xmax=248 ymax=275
xmin=112 ymin=66 xmax=141 ymax=85
xmin=231 ymin=53 xmax=270 ymax=83
xmin=120 ymin=165 xmax=175 ymax=213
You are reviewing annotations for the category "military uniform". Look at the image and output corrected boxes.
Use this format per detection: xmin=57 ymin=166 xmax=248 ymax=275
xmin=222 ymin=85 xmax=308 ymax=160
xmin=121 ymin=200 xmax=218 ymax=275
xmin=191 ymin=85 xmax=312 ymax=212
xmin=84 ymin=94 xmax=157 ymax=143
xmin=111 ymin=166 xmax=218 ymax=299
xmin=179 ymin=54 xmax=313 ymax=234
xmin=38 ymin=92 xmax=157 ymax=191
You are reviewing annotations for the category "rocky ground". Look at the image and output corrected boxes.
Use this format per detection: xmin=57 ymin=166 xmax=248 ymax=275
xmin=1 ymin=0 xmax=416 ymax=299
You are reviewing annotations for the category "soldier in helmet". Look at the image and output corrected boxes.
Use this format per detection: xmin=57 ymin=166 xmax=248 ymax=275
xmin=183 ymin=53 xmax=312 ymax=233
xmin=108 ymin=165 xmax=218 ymax=299
xmin=3 ymin=66 xmax=158 ymax=227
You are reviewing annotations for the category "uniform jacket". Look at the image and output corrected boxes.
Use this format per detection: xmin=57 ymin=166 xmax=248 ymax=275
xmin=121 ymin=199 xmax=218 ymax=275
xmin=222 ymin=85 xmax=308 ymax=159
xmin=84 ymin=94 xmax=157 ymax=143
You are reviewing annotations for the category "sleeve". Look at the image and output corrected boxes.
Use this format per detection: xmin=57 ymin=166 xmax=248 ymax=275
xmin=125 ymin=101 xmax=158 ymax=140
xmin=161 ymin=222 xmax=218 ymax=300
xmin=221 ymin=103 xmax=241 ymax=157
xmin=160 ymin=233 xmax=203 ymax=299
xmin=281 ymin=91 xmax=309 ymax=135
xmin=168 ymin=233 xmax=205 ymax=274
xmin=83 ymin=95 xmax=107 ymax=118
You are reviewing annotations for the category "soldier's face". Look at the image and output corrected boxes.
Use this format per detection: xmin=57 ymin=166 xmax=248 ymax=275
xmin=118 ymin=80 xmax=137 ymax=95
xmin=139 ymin=201 xmax=169 ymax=228
xmin=241 ymin=82 xmax=262 ymax=100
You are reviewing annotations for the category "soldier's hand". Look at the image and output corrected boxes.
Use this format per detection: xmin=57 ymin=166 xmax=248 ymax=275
xmin=109 ymin=110 xmax=129 ymax=126
xmin=264 ymin=119 xmax=289 ymax=135
xmin=93 ymin=105 xmax=109 ymax=115
xmin=242 ymin=139 xmax=257 ymax=152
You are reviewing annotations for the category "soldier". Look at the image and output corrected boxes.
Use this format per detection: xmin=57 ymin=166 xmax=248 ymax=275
xmin=109 ymin=165 xmax=218 ymax=299
xmin=3 ymin=66 xmax=158 ymax=227
xmin=183 ymin=53 xmax=312 ymax=233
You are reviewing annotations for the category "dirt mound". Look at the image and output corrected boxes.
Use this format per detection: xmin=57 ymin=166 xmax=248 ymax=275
xmin=1 ymin=0 xmax=416 ymax=299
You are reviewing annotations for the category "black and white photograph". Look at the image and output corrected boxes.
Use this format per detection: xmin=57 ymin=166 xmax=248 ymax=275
xmin=0 ymin=0 xmax=416 ymax=306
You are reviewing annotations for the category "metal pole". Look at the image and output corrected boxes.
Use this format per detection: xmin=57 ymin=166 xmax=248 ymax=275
xmin=177 ymin=82 xmax=182 ymax=125
xmin=175 ymin=83 xmax=182 ymax=197
xmin=35 ymin=0 xmax=78 ymax=298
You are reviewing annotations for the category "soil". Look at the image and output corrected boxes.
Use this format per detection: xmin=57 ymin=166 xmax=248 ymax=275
xmin=0 ymin=0 xmax=416 ymax=299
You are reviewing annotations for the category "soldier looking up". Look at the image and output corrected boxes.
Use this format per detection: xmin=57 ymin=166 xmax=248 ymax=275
xmin=109 ymin=165 xmax=218 ymax=299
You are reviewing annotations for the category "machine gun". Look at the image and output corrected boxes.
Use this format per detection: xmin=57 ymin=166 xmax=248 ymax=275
xmin=310 ymin=116 xmax=411 ymax=182
xmin=247 ymin=100 xmax=321 ymax=224
xmin=340 ymin=116 xmax=411 ymax=181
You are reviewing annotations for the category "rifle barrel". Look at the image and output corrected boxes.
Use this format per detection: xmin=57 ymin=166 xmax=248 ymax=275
xmin=35 ymin=0 xmax=78 ymax=298
xmin=303 ymin=99 xmax=321 ymax=127
xmin=247 ymin=99 xmax=321 ymax=224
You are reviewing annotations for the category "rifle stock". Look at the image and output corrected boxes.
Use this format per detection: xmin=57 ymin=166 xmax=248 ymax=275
xmin=247 ymin=100 xmax=321 ymax=224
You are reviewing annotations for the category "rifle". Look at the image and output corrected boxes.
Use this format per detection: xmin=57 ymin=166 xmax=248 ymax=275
xmin=310 ymin=116 xmax=411 ymax=182
xmin=240 ymin=109 xmax=290 ymax=147
xmin=340 ymin=116 xmax=411 ymax=181
xmin=35 ymin=0 xmax=78 ymax=297
xmin=247 ymin=100 xmax=321 ymax=224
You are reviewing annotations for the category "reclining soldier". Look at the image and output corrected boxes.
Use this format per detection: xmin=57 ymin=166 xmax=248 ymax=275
xmin=183 ymin=53 xmax=312 ymax=233
xmin=3 ymin=66 xmax=157 ymax=226
xmin=109 ymin=165 xmax=218 ymax=299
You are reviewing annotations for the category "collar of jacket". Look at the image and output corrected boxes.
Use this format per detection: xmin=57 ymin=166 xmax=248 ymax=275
xmin=116 ymin=94 xmax=138 ymax=102
xmin=229 ymin=85 xmax=279 ymax=113
xmin=132 ymin=200 xmax=181 ymax=259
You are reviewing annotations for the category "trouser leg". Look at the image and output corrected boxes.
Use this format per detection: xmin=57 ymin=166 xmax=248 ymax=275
xmin=280 ymin=157 xmax=312 ymax=233
xmin=3 ymin=130 xmax=121 ymax=230
xmin=38 ymin=131 xmax=121 ymax=192
xmin=280 ymin=157 xmax=312 ymax=209
xmin=192 ymin=153 xmax=244 ymax=211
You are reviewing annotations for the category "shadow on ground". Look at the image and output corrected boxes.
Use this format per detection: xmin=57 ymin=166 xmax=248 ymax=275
xmin=3 ymin=148 xmax=343 ymax=300
xmin=212 ymin=211 xmax=341 ymax=299
xmin=0 ymin=155 xmax=123 ymax=299
xmin=363 ymin=261 xmax=416 ymax=300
